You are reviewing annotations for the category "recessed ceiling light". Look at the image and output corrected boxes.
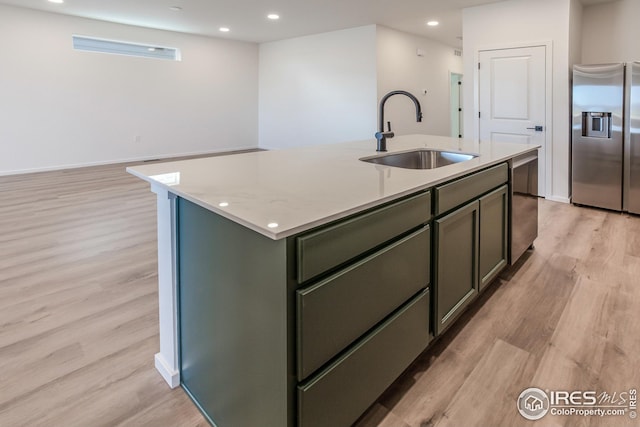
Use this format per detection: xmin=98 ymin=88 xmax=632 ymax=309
xmin=219 ymin=27 xmax=230 ymax=32
xmin=267 ymin=222 xmax=279 ymax=229
xmin=267 ymin=14 xmax=280 ymax=20
xmin=427 ymin=21 xmax=439 ymax=27
xmin=48 ymin=0 xmax=64 ymax=3
xmin=169 ymin=6 xmax=182 ymax=11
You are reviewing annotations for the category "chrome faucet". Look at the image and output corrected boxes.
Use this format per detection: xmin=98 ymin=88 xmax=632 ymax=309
xmin=375 ymin=90 xmax=423 ymax=152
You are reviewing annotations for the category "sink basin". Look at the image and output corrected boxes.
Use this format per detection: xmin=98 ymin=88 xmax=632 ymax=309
xmin=360 ymin=149 xmax=478 ymax=170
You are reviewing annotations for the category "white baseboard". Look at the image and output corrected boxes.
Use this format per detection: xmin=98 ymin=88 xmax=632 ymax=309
xmin=545 ymin=195 xmax=571 ymax=204
xmin=155 ymin=353 xmax=180 ymax=389
xmin=0 ymin=145 xmax=260 ymax=176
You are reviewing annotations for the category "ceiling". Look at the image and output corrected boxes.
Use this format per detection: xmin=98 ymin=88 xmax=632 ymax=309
xmin=0 ymin=0 xmax=618 ymax=48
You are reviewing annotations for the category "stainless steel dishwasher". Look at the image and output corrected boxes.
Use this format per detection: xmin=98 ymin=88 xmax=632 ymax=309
xmin=510 ymin=151 xmax=539 ymax=264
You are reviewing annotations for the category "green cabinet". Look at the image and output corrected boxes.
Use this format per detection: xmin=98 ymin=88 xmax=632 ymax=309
xmin=434 ymin=200 xmax=479 ymax=335
xmin=177 ymin=190 xmax=433 ymax=427
xmin=176 ymin=162 xmax=513 ymax=427
xmin=434 ymin=163 xmax=508 ymax=216
xmin=178 ymin=198 xmax=291 ymax=427
xmin=479 ymin=185 xmax=508 ymax=291
xmin=296 ymin=226 xmax=430 ymax=380
xmin=433 ymin=164 xmax=509 ymax=336
xmin=295 ymin=192 xmax=433 ymax=426
xmin=297 ymin=290 xmax=431 ymax=427
xmin=296 ymin=191 xmax=431 ymax=283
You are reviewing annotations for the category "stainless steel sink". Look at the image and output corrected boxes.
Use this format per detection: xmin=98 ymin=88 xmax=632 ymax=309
xmin=360 ymin=149 xmax=478 ymax=170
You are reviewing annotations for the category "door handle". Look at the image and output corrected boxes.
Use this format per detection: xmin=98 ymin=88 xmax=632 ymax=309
xmin=526 ymin=126 xmax=544 ymax=132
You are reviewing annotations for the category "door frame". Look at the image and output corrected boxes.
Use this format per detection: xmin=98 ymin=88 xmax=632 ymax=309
xmin=472 ymin=41 xmax=553 ymax=199
xmin=449 ymin=71 xmax=464 ymax=139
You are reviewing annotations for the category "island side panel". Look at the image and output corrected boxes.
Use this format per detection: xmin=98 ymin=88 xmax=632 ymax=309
xmin=152 ymin=185 xmax=180 ymax=388
xmin=177 ymin=197 xmax=292 ymax=427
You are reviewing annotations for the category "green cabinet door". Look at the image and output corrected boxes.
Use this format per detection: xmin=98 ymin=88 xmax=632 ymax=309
xmin=479 ymin=185 xmax=508 ymax=291
xmin=434 ymin=200 xmax=479 ymax=335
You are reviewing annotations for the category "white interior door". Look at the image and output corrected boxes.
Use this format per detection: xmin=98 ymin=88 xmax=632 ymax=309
xmin=479 ymin=46 xmax=546 ymax=196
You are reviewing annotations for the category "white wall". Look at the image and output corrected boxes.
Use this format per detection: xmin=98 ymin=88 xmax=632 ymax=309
xmin=569 ymin=0 xmax=583 ymax=198
xmin=0 ymin=5 xmax=258 ymax=175
xmin=258 ymin=25 xmax=463 ymax=150
xmin=258 ymin=26 xmax=377 ymax=150
xmin=462 ymin=0 xmax=573 ymax=202
xmin=376 ymin=26 xmax=463 ymax=137
xmin=569 ymin=0 xmax=583 ymax=68
xmin=582 ymin=0 xmax=640 ymax=63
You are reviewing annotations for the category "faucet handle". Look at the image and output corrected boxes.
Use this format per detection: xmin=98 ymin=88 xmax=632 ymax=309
xmin=387 ymin=121 xmax=392 ymax=132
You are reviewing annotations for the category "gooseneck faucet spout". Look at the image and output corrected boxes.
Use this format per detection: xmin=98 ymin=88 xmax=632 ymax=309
xmin=375 ymin=90 xmax=423 ymax=152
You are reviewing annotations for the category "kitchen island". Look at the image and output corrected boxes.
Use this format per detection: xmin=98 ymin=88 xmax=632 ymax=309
xmin=127 ymin=134 xmax=539 ymax=427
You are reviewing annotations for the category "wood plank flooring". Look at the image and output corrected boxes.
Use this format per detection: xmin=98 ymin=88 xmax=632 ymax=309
xmin=0 ymin=161 xmax=206 ymax=427
xmin=356 ymin=200 xmax=640 ymax=427
xmin=1 ymin=160 xmax=639 ymax=427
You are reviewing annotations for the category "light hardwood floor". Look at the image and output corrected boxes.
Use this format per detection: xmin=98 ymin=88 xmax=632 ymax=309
xmin=1 ymin=161 xmax=639 ymax=427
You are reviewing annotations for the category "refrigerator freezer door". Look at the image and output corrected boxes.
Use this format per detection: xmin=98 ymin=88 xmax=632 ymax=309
xmin=628 ymin=62 xmax=640 ymax=214
xmin=572 ymin=63 xmax=624 ymax=211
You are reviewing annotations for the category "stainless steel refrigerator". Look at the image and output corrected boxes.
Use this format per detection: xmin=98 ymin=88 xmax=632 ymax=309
xmin=572 ymin=62 xmax=640 ymax=214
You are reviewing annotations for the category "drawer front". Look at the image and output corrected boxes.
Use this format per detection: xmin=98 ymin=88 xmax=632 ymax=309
xmin=434 ymin=163 xmax=508 ymax=216
xmin=296 ymin=191 xmax=431 ymax=283
xmin=298 ymin=289 xmax=431 ymax=427
xmin=297 ymin=226 xmax=430 ymax=380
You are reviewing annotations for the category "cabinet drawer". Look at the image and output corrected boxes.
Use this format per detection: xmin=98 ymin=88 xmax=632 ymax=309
xmin=297 ymin=226 xmax=430 ymax=380
xmin=296 ymin=191 xmax=431 ymax=283
xmin=298 ymin=289 xmax=431 ymax=427
xmin=434 ymin=163 xmax=508 ymax=216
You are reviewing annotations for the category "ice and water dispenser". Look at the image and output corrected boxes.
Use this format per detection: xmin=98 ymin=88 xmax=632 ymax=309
xmin=581 ymin=112 xmax=612 ymax=138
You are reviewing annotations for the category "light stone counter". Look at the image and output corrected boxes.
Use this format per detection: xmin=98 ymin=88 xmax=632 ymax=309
xmin=127 ymin=134 xmax=538 ymax=240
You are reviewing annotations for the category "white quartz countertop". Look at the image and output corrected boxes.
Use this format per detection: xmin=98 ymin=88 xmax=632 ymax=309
xmin=127 ymin=134 xmax=538 ymax=240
